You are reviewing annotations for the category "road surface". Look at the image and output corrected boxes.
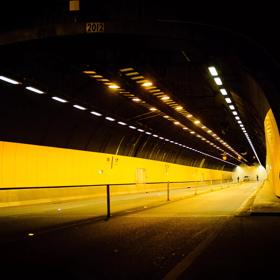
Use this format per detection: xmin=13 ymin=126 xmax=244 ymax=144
xmin=2 ymin=182 xmax=278 ymax=279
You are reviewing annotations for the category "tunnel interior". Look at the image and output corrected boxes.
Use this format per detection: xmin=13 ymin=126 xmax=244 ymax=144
xmin=1 ymin=0 xmax=280 ymax=180
xmin=0 ymin=27 xmax=273 ymax=171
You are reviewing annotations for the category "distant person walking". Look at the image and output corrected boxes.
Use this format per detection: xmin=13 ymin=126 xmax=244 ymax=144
xmin=256 ymin=175 xmax=259 ymax=181
xmin=237 ymin=176 xmax=240 ymax=183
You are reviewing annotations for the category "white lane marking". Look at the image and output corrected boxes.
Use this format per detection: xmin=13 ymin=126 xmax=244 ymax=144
xmin=163 ymin=183 xmax=261 ymax=279
xmin=162 ymin=218 xmax=229 ymax=280
xmin=235 ymin=182 xmax=264 ymax=215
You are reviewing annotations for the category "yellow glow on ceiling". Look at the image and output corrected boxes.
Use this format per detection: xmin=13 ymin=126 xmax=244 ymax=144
xmin=97 ymin=78 xmax=110 ymax=82
xmin=161 ymin=96 xmax=170 ymax=100
xmin=108 ymin=84 xmax=120 ymax=89
xmin=132 ymin=98 xmax=141 ymax=102
xmin=121 ymin=67 xmax=243 ymax=162
xmin=131 ymin=76 xmax=145 ymax=80
xmin=142 ymin=81 xmax=153 ymax=87
xmin=120 ymin=68 xmax=134 ymax=72
xmin=83 ymin=70 xmax=96 ymax=74
xmin=125 ymin=72 xmax=139 ymax=76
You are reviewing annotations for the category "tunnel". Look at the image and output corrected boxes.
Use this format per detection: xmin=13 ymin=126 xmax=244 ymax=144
xmin=0 ymin=1 xmax=280 ymax=279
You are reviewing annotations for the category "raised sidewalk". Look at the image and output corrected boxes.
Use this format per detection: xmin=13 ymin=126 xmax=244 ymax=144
xmin=251 ymin=180 xmax=280 ymax=214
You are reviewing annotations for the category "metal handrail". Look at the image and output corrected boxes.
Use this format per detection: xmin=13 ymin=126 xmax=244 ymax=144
xmin=0 ymin=179 xmax=230 ymax=190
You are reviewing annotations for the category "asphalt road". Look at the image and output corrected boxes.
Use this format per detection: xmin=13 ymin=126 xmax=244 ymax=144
xmin=2 ymin=181 xmax=277 ymax=279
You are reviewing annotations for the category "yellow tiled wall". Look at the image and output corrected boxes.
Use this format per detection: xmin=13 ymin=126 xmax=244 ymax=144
xmin=0 ymin=141 xmax=232 ymax=188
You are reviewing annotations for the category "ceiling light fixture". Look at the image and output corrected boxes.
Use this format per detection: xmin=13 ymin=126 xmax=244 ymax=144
xmin=90 ymin=111 xmax=102 ymax=116
xmin=214 ymin=77 xmax=223 ymax=85
xmin=52 ymin=96 xmax=68 ymax=103
xmin=225 ymin=97 xmax=232 ymax=104
xmin=161 ymin=96 xmax=170 ymax=100
xmin=220 ymin=89 xmax=228 ymax=95
xmin=105 ymin=117 xmax=115 ymax=122
xmin=149 ymin=107 xmax=157 ymax=111
xmin=73 ymin=104 xmax=87 ymax=110
xmin=132 ymin=98 xmax=141 ymax=102
xmin=25 ymin=86 xmax=44 ymax=94
xmin=83 ymin=70 xmax=96 ymax=74
xmin=0 ymin=75 xmax=20 ymax=84
xmin=118 ymin=121 xmax=127 ymax=126
xmin=208 ymin=66 xmax=218 ymax=76
xmin=142 ymin=81 xmax=153 ymax=87
xmin=108 ymin=84 xmax=120 ymax=89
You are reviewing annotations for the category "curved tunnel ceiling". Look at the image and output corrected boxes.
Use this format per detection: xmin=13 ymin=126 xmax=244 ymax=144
xmin=1 ymin=2 xmax=279 ymax=170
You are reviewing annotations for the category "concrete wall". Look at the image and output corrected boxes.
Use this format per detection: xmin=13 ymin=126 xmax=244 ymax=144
xmin=0 ymin=141 xmax=233 ymax=206
xmin=264 ymin=109 xmax=280 ymax=196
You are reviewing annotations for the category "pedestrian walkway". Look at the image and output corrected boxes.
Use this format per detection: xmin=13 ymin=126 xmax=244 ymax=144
xmin=251 ymin=180 xmax=280 ymax=214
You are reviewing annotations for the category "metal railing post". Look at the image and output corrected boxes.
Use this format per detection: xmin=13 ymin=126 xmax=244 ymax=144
xmin=106 ymin=184 xmax=111 ymax=219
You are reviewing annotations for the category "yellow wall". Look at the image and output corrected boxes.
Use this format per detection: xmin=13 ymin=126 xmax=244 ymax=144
xmin=264 ymin=109 xmax=280 ymax=196
xmin=0 ymin=141 xmax=232 ymax=188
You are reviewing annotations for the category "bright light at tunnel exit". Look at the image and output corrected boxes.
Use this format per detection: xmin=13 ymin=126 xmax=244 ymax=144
xmin=233 ymin=164 xmax=267 ymax=182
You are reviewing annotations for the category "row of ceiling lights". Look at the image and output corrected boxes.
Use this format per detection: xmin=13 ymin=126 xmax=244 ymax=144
xmin=83 ymin=68 xmax=243 ymax=163
xmin=0 ymin=73 xmax=237 ymax=167
xmin=208 ymin=66 xmax=261 ymax=165
xmin=119 ymin=67 xmax=244 ymax=162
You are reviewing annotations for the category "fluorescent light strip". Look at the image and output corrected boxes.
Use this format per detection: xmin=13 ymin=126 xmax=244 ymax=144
xmin=0 ymin=75 xmax=19 ymax=84
xmin=123 ymin=68 xmax=243 ymax=162
xmin=208 ymin=66 xmax=218 ymax=76
xmin=220 ymin=89 xmax=227 ymax=95
xmin=118 ymin=121 xmax=127 ymax=126
xmin=129 ymin=125 xmax=136 ymax=129
xmin=73 ymin=104 xmax=86 ymax=110
xmin=91 ymin=111 xmax=102 ymax=116
xmin=208 ymin=66 xmax=258 ymax=163
xmin=214 ymin=77 xmax=223 ymax=85
xmin=183 ymin=144 xmax=237 ymax=167
xmin=246 ymin=137 xmax=261 ymax=164
xmin=162 ymin=112 xmax=240 ymax=160
xmin=52 ymin=96 xmax=68 ymax=103
xmin=105 ymin=117 xmax=115 ymax=122
xmin=126 ymin=68 xmax=239 ymax=160
xmin=25 ymin=86 xmax=44 ymax=94
xmin=153 ymin=70 xmax=241 ymax=161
